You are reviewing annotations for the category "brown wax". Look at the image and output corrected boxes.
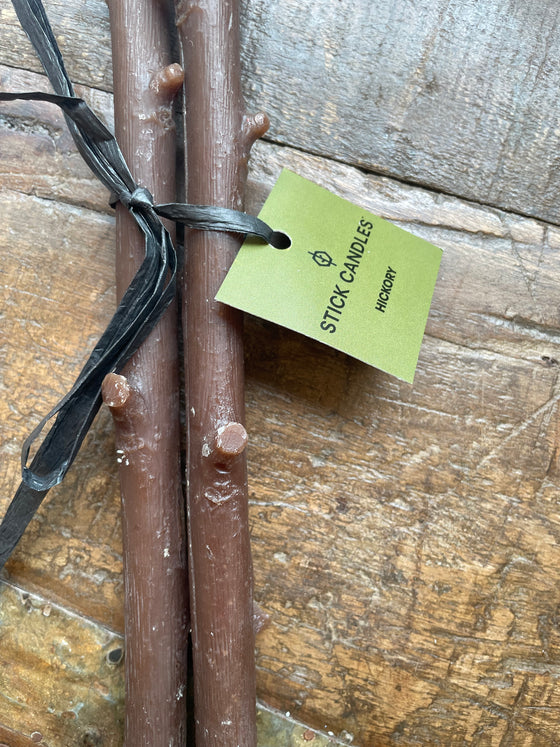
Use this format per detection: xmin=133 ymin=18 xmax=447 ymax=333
xmin=106 ymin=1 xmax=188 ymax=744
xmin=176 ymin=0 xmax=269 ymax=744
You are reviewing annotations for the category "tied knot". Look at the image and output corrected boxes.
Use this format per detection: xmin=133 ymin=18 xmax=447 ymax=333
xmin=109 ymin=186 xmax=155 ymax=211
xmin=127 ymin=186 xmax=154 ymax=211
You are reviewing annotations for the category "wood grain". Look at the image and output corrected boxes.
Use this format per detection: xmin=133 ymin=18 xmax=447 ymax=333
xmin=240 ymin=0 xmax=560 ymax=226
xmin=4 ymin=0 xmax=560 ymax=224
xmin=0 ymin=579 xmax=343 ymax=747
xmin=2 ymin=20 xmax=560 ymax=747
xmin=0 ymin=0 xmax=113 ymax=90
xmin=0 ymin=579 xmax=124 ymax=745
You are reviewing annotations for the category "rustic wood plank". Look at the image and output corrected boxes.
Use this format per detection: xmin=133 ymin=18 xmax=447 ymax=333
xmin=3 ymin=0 xmax=560 ymax=225
xmin=0 ymin=579 xmax=344 ymax=747
xmin=0 ymin=579 xmax=124 ymax=745
xmin=0 ymin=186 xmax=124 ymax=629
xmin=2 ymin=71 xmax=560 ymax=745
xmin=241 ymin=0 xmax=560 ymax=226
xmin=255 ymin=706 xmax=350 ymax=747
xmin=0 ymin=66 xmax=111 ymax=211
xmin=246 ymin=330 xmax=560 ymax=745
xmin=244 ymin=145 xmax=560 ymax=746
xmin=0 ymin=0 xmax=113 ymax=90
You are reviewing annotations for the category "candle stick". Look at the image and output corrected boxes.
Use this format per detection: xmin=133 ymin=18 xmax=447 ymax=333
xmin=104 ymin=1 xmax=188 ymax=744
xmin=175 ymin=0 xmax=269 ymax=743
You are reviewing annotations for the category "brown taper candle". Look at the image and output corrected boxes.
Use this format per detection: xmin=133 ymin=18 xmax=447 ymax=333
xmin=175 ymin=0 xmax=269 ymax=744
xmin=104 ymin=1 xmax=189 ymax=744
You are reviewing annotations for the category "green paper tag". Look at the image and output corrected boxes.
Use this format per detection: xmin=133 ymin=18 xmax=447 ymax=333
xmin=216 ymin=169 xmax=442 ymax=383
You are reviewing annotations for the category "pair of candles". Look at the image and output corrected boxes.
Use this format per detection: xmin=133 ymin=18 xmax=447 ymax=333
xmin=1 ymin=0 xmax=265 ymax=742
xmin=106 ymin=0 xmax=264 ymax=744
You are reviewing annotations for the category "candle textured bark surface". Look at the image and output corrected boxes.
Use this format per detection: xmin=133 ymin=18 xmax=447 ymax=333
xmin=106 ymin=1 xmax=188 ymax=744
xmin=176 ymin=0 xmax=268 ymax=744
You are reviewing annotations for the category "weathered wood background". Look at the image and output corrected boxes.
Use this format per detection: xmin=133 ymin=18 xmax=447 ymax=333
xmin=2 ymin=0 xmax=560 ymax=744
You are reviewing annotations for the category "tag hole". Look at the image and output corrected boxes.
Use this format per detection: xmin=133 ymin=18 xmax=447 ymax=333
xmin=269 ymin=231 xmax=292 ymax=250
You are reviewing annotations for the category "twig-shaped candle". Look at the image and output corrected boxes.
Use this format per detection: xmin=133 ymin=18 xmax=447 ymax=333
xmin=104 ymin=1 xmax=188 ymax=743
xmin=176 ymin=0 xmax=269 ymax=743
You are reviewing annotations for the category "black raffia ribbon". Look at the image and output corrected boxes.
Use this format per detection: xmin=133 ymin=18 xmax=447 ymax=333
xmin=0 ymin=0 xmax=280 ymax=568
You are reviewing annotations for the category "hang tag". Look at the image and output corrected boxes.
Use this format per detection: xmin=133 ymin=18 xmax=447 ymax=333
xmin=216 ymin=169 xmax=442 ymax=383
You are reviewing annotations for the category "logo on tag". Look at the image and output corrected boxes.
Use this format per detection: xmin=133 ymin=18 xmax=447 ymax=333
xmin=309 ymin=250 xmax=336 ymax=268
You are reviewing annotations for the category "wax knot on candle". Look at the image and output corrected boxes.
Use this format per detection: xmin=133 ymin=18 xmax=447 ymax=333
xmin=213 ymin=422 xmax=248 ymax=470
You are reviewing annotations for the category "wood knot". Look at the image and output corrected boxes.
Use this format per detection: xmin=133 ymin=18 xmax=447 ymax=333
xmin=101 ymin=373 xmax=130 ymax=409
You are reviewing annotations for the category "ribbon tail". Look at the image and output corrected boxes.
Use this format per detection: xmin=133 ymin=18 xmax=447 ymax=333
xmin=0 ymin=483 xmax=49 ymax=569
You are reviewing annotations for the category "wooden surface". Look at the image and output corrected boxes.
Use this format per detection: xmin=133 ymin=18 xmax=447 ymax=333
xmin=1 ymin=0 xmax=560 ymax=745
xmin=0 ymin=578 xmax=340 ymax=746
xmin=5 ymin=0 xmax=560 ymax=225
